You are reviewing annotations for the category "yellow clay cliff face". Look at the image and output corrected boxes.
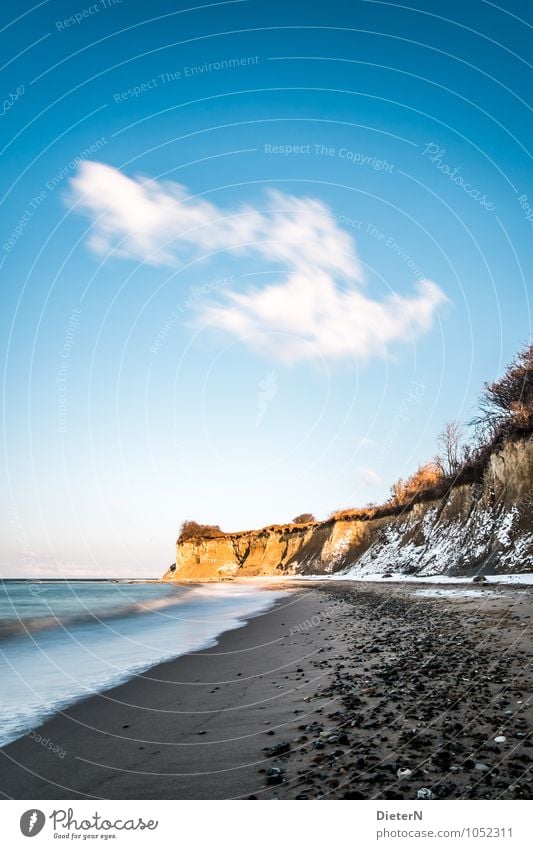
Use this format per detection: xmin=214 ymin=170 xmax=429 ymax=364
xmin=162 ymin=435 xmax=533 ymax=582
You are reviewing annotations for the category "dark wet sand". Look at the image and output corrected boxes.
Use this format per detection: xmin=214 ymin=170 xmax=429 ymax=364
xmin=0 ymin=581 xmax=531 ymax=800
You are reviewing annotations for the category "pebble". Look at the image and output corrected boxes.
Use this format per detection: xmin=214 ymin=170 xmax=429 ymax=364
xmin=266 ymin=741 xmax=290 ymax=757
xmin=397 ymin=768 xmax=413 ymax=779
xmin=417 ymin=787 xmax=434 ymax=800
xmin=266 ymin=767 xmax=284 ymax=785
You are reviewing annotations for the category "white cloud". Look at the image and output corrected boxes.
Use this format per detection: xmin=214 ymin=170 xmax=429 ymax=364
xmin=358 ymin=436 xmax=377 ymax=448
xmin=69 ymin=161 xmax=447 ymax=362
xmin=205 ymin=272 xmax=445 ymax=363
xmin=358 ymin=465 xmax=383 ymax=487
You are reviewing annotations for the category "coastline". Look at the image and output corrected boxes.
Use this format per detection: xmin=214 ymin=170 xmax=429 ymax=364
xmin=0 ymin=581 xmax=531 ymax=800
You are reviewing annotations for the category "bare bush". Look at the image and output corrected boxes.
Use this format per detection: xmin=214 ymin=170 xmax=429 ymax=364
xmin=437 ymin=420 xmax=465 ymax=476
xmin=178 ymin=520 xmax=223 ymax=541
xmin=292 ymin=513 xmax=316 ymax=524
xmin=477 ymin=342 xmax=533 ymax=431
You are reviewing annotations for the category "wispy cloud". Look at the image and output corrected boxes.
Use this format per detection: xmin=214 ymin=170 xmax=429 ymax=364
xmin=205 ymin=272 xmax=445 ymax=363
xmin=69 ymin=161 xmax=447 ymax=362
xmin=357 ymin=436 xmax=377 ymax=448
xmin=357 ymin=465 xmax=383 ymax=487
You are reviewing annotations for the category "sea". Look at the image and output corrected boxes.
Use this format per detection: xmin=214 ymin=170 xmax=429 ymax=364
xmin=0 ymin=579 xmax=285 ymax=747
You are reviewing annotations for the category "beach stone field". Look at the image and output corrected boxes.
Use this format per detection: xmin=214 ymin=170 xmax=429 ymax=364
xmin=256 ymin=583 xmax=533 ymax=800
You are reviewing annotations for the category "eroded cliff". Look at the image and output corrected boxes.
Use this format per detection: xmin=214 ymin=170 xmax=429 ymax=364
xmin=162 ymin=434 xmax=533 ymax=582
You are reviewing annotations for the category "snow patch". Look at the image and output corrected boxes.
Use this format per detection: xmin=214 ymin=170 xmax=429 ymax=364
xmin=496 ymin=507 xmax=519 ymax=547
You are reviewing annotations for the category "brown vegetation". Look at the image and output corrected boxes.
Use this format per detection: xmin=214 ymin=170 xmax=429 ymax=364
xmin=389 ymin=461 xmax=445 ymax=506
xmin=476 ymin=342 xmax=533 ymax=435
xmin=178 ymin=520 xmax=224 ymax=542
xmin=292 ymin=513 xmax=316 ymax=524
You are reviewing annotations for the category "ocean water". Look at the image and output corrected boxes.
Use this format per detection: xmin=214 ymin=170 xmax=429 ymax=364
xmin=0 ymin=580 xmax=285 ymax=747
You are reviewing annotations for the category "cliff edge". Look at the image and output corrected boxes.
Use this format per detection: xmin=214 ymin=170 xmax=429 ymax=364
xmin=162 ymin=433 xmax=533 ymax=582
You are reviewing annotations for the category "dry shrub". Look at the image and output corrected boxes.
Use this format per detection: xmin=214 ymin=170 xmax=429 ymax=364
xmin=178 ymin=520 xmax=223 ymax=542
xmin=390 ymin=461 xmax=444 ymax=506
xmin=478 ymin=342 xmax=533 ymax=431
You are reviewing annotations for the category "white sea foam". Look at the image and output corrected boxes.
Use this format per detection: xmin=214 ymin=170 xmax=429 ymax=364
xmin=0 ymin=581 xmax=285 ymax=747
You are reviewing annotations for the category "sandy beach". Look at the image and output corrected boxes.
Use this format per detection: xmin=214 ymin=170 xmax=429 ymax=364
xmin=0 ymin=581 xmax=531 ymax=800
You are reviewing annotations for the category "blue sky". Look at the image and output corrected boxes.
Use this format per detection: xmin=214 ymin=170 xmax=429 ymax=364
xmin=1 ymin=0 xmax=531 ymax=576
